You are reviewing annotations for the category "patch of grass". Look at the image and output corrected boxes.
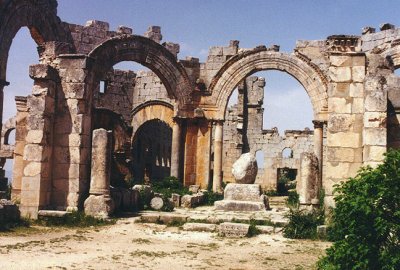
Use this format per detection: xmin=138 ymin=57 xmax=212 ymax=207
xmin=131 ymin=238 xmax=152 ymax=244
xmin=286 ymin=191 xmax=299 ymax=208
xmin=246 ymin=219 xmax=261 ymax=238
xmin=34 ymin=211 xmax=115 ymax=228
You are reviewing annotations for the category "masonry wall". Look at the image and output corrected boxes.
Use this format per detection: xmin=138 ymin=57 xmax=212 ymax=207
xmin=222 ymin=76 xmax=314 ymax=190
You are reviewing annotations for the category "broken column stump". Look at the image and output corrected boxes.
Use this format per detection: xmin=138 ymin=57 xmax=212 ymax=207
xmin=84 ymin=129 xmax=115 ymax=218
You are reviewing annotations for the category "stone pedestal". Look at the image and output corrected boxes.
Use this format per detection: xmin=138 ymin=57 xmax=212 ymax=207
xmin=214 ymin=183 xmax=269 ymax=211
xmin=84 ymin=129 xmax=114 ymax=218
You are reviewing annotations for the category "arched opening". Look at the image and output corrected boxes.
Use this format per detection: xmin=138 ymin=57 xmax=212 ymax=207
xmin=131 ymin=119 xmax=172 ymax=182
xmin=282 ymin=148 xmax=293 ymax=159
xmin=2 ymin=27 xmax=38 ymax=197
xmin=221 ymin=67 xmax=315 ymax=191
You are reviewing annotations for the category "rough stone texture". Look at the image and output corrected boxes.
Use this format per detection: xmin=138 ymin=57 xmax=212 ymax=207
xmin=232 ymin=153 xmax=258 ymax=184
xmin=182 ymin=223 xmax=217 ymax=232
xmin=218 ymin=222 xmax=249 ymax=237
xmin=150 ymin=197 xmax=164 ymax=210
xmin=214 ymin=183 xmax=269 ymax=211
xmin=181 ymin=193 xmax=204 ymax=208
xmin=297 ymin=153 xmax=320 ymax=205
xmin=84 ymin=195 xmax=114 ymax=219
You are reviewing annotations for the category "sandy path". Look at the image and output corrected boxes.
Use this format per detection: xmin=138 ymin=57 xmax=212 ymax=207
xmin=0 ymin=217 xmax=330 ymax=270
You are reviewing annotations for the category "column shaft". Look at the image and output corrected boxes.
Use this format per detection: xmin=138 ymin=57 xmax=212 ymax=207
xmin=213 ymin=121 xmax=223 ymax=192
xmin=170 ymin=119 xmax=181 ymax=178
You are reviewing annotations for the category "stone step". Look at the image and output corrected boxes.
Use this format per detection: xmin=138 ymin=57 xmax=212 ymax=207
xmin=37 ymin=210 xmax=69 ymax=218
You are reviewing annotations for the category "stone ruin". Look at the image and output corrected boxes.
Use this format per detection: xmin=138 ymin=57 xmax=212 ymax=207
xmin=0 ymin=1 xmax=399 ymax=218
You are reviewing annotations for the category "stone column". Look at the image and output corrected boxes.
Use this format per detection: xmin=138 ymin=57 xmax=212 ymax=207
xmin=213 ymin=120 xmax=224 ymax=192
xmin=170 ymin=117 xmax=181 ymax=178
xmin=89 ymin=129 xmax=112 ymax=195
xmin=312 ymin=120 xmax=325 ymax=183
xmin=84 ymin=128 xmax=114 ymax=218
xmin=0 ymin=79 xmax=10 ymax=149
xmin=11 ymin=97 xmax=28 ymax=202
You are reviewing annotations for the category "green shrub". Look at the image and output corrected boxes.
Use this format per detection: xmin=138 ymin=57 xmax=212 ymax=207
xmin=286 ymin=191 xmax=299 ymax=208
xmin=202 ymin=190 xmax=224 ymax=206
xmin=35 ymin=211 xmax=115 ymax=227
xmin=317 ymin=150 xmax=400 ymax=270
xmin=283 ymin=208 xmax=324 ymax=239
xmin=152 ymin=176 xmax=191 ymax=198
xmin=246 ymin=219 xmax=261 ymax=237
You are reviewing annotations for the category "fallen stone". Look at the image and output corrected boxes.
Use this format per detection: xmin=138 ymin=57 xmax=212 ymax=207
xmin=150 ymin=197 xmax=164 ymax=210
xmin=232 ymin=153 xmax=258 ymax=184
xmin=140 ymin=213 xmax=160 ymax=223
xmin=218 ymin=222 xmax=249 ymax=237
xmin=214 ymin=200 xmax=266 ymax=211
xmin=182 ymin=223 xmax=217 ymax=232
xmin=37 ymin=210 xmax=69 ymax=218
xmin=181 ymin=193 xmax=204 ymax=208
xmin=188 ymin=185 xmax=200 ymax=193
xmin=159 ymin=213 xmax=188 ymax=225
xmin=171 ymin=193 xmax=181 ymax=207
xmin=84 ymin=195 xmax=114 ymax=218
xmin=317 ymin=225 xmax=328 ymax=238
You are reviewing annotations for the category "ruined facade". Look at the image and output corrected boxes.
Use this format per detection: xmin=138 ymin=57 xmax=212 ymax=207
xmin=0 ymin=0 xmax=399 ymax=217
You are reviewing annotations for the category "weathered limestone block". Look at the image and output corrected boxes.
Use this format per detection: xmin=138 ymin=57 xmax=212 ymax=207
xmin=182 ymin=223 xmax=216 ymax=232
xmin=84 ymin=195 xmax=114 ymax=219
xmin=181 ymin=193 xmax=204 ymax=208
xmin=132 ymin=185 xmax=153 ymax=206
xmin=214 ymin=183 xmax=269 ymax=211
xmin=218 ymin=222 xmax=249 ymax=237
xmin=171 ymin=193 xmax=181 ymax=207
xmin=150 ymin=197 xmax=164 ymax=210
xmin=297 ymin=153 xmax=319 ymax=205
xmin=232 ymin=153 xmax=258 ymax=184
xmin=224 ymin=183 xmax=262 ymax=201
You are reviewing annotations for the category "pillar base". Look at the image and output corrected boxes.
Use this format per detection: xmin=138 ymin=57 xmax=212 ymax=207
xmin=84 ymin=194 xmax=114 ymax=218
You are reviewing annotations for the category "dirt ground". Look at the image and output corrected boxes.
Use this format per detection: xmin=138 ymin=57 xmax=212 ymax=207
xmin=0 ymin=217 xmax=330 ymax=270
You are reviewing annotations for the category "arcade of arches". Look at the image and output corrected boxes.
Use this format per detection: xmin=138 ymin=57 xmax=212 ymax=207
xmin=1 ymin=1 xmax=400 ymax=218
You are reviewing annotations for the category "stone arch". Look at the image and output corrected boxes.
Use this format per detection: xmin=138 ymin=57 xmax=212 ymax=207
xmin=131 ymin=118 xmax=173 ymax=181
xmin=131 ymin=100 xmax=174 ymax=138
xmin=207 ymin=49 xmax=328 ymax=120
xmin=88 ymin=35 xmax=193 ymax=111
xmin=0 ymin=0 xmax=71 ymax=82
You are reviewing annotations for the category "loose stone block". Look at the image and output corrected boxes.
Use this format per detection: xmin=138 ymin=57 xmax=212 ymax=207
xmin=182 ymin=223 xmax=217 ymax=232
xmin=232 ymin=153 xmax=258 ymax=184
xmin=218 ymin=222 xmax=249 ymax=237
xmin=84 ymin=195 xmax=114 ymax=219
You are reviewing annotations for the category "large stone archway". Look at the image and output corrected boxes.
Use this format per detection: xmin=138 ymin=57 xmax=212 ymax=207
xmin=87 ymin=35 xmax=193 ymax=112
xmin=0 ymin=0 xmax=71 ymax=82
xmin=204 ymin=48 xmax=328 ymax=120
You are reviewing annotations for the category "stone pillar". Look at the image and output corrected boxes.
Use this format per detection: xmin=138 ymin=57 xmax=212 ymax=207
xmin=20 ymin=64 xmax=57 ymax=218
xmin=170 ymin=117 xmax=181 ymax=178
xmin=0 ymin=79 xmax=10 ymax=149
xmin=312 ymin=120 xmax=325 ymax=184
xmin=297 ymin=152 xmax=319 ymax=206
xmin=84 ymin=128 xmax=114 ymax=218
xmin=89 ymin=129 xmax=112 ymax=195
xmin=213 ymin=120 xmax=224 ymax=192
xmin=11 ymin=97 xmax=28 ymax=202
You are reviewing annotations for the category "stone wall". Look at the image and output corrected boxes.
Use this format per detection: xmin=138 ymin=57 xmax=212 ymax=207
xmin=223 ymin=76 xmax=314 ymax=190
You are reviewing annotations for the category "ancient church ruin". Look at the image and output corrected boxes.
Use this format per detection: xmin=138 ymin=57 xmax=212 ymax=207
xmin=0 ymin=0 xmax=399 ymax=218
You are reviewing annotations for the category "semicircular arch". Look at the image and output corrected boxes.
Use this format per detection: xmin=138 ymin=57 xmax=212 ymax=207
xmin=88 ymin=35 xmax=192 ymax=110
xmin=131 ymin=100 xmax=174 ymax=138
xmin=207 ymin=49 xmax=328 ymax=120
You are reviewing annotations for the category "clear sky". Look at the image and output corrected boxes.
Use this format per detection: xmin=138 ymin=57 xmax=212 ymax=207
xmin=4 ymin=0 xmax=400 ymax=139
